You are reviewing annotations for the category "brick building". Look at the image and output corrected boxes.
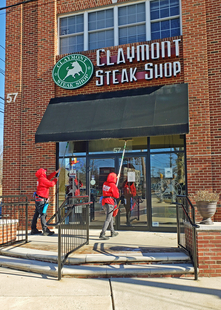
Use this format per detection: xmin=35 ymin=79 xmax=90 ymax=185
xmin=3 ymin=0 xmax=221 ymax=231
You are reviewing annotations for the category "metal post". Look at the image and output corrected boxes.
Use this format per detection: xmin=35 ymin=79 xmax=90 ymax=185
xmin=193 ymin=227 xmax=198 ymax=280
xmin=176 ymin=201 xmax=180 ymax=246
xmin=58 ymin=224 xmax=61 ymax=280
xmin=86 ymin=204 xmax=89 ymax=245
xmin=25 ymin=201 xmax=28 ymax=243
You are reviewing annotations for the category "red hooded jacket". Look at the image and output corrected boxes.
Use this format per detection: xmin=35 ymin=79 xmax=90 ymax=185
xmin=102 ymin=172 xmax=119 ymax=206
xmin=123 ymin=181 xmax=136 ymax=197
xmin=35 ymin=168 xmax=58 ymax=198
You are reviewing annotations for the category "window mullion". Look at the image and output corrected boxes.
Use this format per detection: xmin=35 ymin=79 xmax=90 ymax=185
xmin=58 ymin=17 xmax=60 ymax=54
xmin=179 ymin=0 xmax=182 ymax=35
xmin=84 ymin=12 xmax=88 ymax=51
xmin=146 ymin=0 xmax=151 ymax=41
xmin=114 ymin=6 xmax=118 ymax=46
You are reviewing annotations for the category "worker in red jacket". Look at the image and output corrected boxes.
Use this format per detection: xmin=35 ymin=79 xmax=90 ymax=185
xmin=66 ymin=176 xmax=83 ymax=197
xmin=100 ymin=172 xmax=119 ymax=240
xmin=31 ymin=168 xmax=60 ymax=236
xmin=122 ymin=179 xmax=136 ymax=226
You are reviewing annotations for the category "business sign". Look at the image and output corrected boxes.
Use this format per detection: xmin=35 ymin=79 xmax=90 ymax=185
xmin=165 ymin=168 xmax=173 ymax=178
xmin=52 ymin=54 xmax=94 ymax=89
xmin=53 ymin=39 xmax=181 ymax=89
xmin=96 ymin=39 xmax=181 ymax=86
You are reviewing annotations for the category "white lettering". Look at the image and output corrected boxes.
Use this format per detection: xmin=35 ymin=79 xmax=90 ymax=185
xmin=164 ymin=63 xmax=172 ymax=77
xmin=145 ymin=63 xmax=153 ymax=80
xmin=151 ymin=42 xmax=160 ymax=59
xmin=105 ymin=71 xmax=111 ymax=85
xmin=127 ymin=46 xmax=135 ymax=63
xmin=117 ymin=48 xmax=126 ymax=64
xmin=137 ymin=44 xmax=149 ymax=61
xmin=155 ymin=63 xmax=163 ymax=78
xmin=96 ymin=49 xmax=105 ymax=66
xmin=161 ymin=41 xmax=171 ymax=58
xmin=173 ymin=61 xmax=181 ymax=76
xmin=6 ymin=93 xmax=18 ymax=103
xmin=113 ymin=70 xmax=119 ymax=84
xmin=130 ymin=68 xmax=137 ymax=82
xmin=107 ymin=50 xmax=114 ymax=66
xmin=121 ymin=69 xmax=129 ymax=83
xmin=96 ymin=70 xmax=103 ymax=86
xmin=173 ymin=39 xmax=181 ymax=56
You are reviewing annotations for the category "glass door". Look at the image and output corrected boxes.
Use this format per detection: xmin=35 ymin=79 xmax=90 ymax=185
xmin=89 ymin=158 xmax=115 ymax=227
xmin=118 ymin=156 xmax=147 ymax=227
xmin=150 ymin=152 xmax=185 ymax=228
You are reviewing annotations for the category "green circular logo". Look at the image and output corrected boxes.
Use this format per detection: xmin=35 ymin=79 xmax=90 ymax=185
xmin=52 ymin=54 xmax=94 ymax=90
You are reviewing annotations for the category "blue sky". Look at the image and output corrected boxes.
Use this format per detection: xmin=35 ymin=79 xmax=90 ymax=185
xmin=0 ymin=0 xmax=5 ymax=147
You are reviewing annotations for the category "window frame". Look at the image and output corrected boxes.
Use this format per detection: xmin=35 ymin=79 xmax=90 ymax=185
xmin=58 ymin=0 xmax=181 ymax=55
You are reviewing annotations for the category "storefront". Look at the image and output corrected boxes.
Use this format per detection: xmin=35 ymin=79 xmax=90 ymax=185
xmin=56 ymin=135 xmax=186 ymax=231
xmin=35 ymin=83 xmax=188 ymax=231
xmin=3 ymin=0 xmax=221 ymax=231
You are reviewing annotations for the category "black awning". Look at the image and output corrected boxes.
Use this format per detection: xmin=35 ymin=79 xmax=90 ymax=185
xmin=35 ymin=84 xmax=189 ymax=143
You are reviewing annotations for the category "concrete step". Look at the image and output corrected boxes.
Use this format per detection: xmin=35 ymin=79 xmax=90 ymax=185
xmin=0 ymin=255 xmax=194 ymax=278
xmin=0 ymin=246 xmax=191 ymax=265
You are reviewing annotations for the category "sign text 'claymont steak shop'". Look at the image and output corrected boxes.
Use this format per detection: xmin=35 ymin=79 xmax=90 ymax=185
xmin=52 ymin=39 xmax=181 ymax=90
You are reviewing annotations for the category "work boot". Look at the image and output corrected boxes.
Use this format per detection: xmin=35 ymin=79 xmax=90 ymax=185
xmin=99 ymin=232 xmax=109 ymax=240
xmin=30 ymin=228 xmax=42 ymax=235
xmin=111 ymin=231 xmax=119 ymax=237
xmin=43 ymin=228 xmax=54 ymax=236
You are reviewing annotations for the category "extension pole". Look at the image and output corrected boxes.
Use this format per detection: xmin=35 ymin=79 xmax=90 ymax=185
xmin=116 ymin=141 xmax=127 ymax=187
xmin=58 ymin=142 xmax=69 ymax=177
xmin=56 ymin=142 xmax=69 ymax=210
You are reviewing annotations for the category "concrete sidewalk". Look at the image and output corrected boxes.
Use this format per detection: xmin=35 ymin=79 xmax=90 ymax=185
xmin=0 ymin=267 xmax=220 ymax=310
xmin=14 ymin=229 xmax=179 ymax=254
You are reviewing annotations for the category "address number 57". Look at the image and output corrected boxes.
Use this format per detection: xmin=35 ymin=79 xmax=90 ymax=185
xmin=7 ymin=93 xmax=18 ymax=103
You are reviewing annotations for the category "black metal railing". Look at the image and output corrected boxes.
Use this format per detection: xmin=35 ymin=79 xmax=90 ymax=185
xmin=0 ymin=195 xmax=29 ymax=247
xmin=176 ymin=195 xmax=199 ymax=280
xmin=47 ymin=195 xmax=92 ymax=280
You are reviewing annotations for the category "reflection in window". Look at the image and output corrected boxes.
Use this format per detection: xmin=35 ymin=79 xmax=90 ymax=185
xmin=150 ymin=0 xmax=180 ymax=40
xmin=89 ymin=137 xmax=147 ymax=154
xmin=150 ymin=135 xmax=184 ymax=152
xmin=59 ymin=1 xmax=181 ymax=54
xmin=59 ymin=141 xmax=86 ymax=157
xmin=151 ymin=151 xmax=185 ymax=227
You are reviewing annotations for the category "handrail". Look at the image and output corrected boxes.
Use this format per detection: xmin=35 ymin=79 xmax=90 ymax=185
xmin=46 ymin=195 xmax=92 ymax=280
xmin=176 ymin=195 xmax=199 ymax=280
xmin=0 ymin=195 xmax=29 ymax=246
xmin=47 ymin=201 xmax=92 ymax=227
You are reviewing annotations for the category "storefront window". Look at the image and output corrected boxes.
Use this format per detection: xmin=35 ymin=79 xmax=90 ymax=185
xmin=150 ymin=151 xmax=185 ymax=227
xmin=89 ymin=137 xmax=147 ymax=154
xmin=150 ymin=135 xmax=184 ymax=152
xmin=59 ymin=141 xmax=86 ymax=157
xmin=58 ymin=157 xmax=86 ymax=206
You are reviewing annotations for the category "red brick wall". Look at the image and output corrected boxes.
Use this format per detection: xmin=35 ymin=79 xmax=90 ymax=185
xmin=185 ymin=225 xmax=221 ymax=277
xmin=4 ymin=0 xmax=57 ymax=221
xmin=0 ymin=220 xmax=18 ymax=245
xmin=206 ymin=0 xmax=221 ymax=221
xmin=182 ymin=0 xmax=221 ymax=220
xmin=182 ymin=0 xmax=212 ymax=194
xmin=197 ymin=231 xmax=221 ymax=277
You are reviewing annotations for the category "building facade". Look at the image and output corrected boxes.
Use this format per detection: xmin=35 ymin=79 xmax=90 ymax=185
xmin=3 ymin=0 xmax=221 ymax=231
